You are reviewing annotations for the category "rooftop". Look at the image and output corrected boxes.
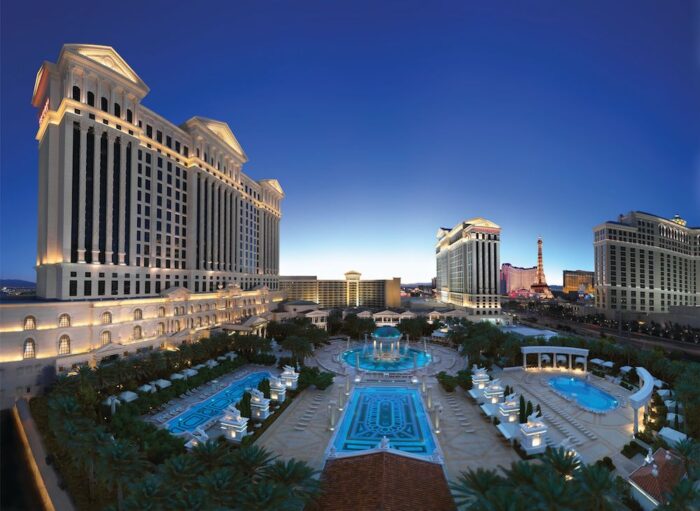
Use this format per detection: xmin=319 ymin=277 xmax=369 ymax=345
xmin=309 ymin=451 xmax=455 ymax=511
xmin=629 ymin=448 xmax=686 ymax=505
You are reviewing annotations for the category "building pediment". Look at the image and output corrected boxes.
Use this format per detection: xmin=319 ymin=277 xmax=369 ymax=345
xmin=259 ymin=179 xmax=285 ymax=197
xmin=375 ymin=310 xmax=399 ymax=317
xmin=184 ymin=117 xmax=248 ymax=162
xmin=161 ymin=286 xmax=191 ymax=300
xmin=60 ymin=44 xmax=149 ymax=94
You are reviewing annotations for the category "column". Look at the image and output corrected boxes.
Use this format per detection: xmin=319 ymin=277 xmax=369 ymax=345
xmin=553 ymin=353 xmax=557 ymax=369
xmin=91 ymin=128 xmax=103 ymax=261
xmin=538 ymin=353 xmax=541 ymax=369
xmin=77 ymin=123 xmax=89 ymax=263
xmin=129 ymin=141 xmax=137 ymax=266
xmin=633 ymin=406 xmax=639 ymax=434
xmin=117 ymin=134 xmax=127 ymax=264
xmin=568 ymin=354 xmax=572 ymax=371
xmin=105 ymin=134 xmax=115 ymax=262
xmin=213 ymin=184 xmax=219 ymax=270
xmin=584 ymin=359 xmax=587 ymax=373
xmin=198 ymin=176 xmax=205 ymax=269
xmin=523 ymin=352 xmax=526 ymax=369
xmin=206 ymin=180 xmax=212 ymax=270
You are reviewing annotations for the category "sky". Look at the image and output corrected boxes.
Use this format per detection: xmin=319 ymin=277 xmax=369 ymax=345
xmin=1 ymin=1 xmax=699 ymax=284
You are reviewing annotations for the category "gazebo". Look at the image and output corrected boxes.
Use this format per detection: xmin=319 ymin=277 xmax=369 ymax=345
xmin=629 ymin=367 xmax=654 ymax=434
xmin=521 ymin=346 xmax=589 ymax=372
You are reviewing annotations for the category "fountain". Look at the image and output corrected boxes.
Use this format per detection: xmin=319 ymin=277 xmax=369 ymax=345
xmin=341 ymin=326 xmax=431 ymax=372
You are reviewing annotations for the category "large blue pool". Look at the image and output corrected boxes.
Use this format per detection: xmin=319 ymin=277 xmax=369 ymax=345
xmin=166 ymin=371 xmax=271 ymax=434
xmin=549 ymin=376 xmax=618 ymax=412
xmin=341 ymin=347 xmax=431 ymax=372
xmin=333 ymin=387 xmax=437 ymax=456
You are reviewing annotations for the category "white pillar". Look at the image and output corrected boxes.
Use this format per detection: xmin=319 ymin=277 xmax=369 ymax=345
xmin=523 ymin=352 xmax=526 ymax=369
xmin=568 ymin=354 xmax=572 ymax=371
xmin=128 ymin=141 xmax=137 ymax=266
xmin=77 ymin=123 xmax=88 ymax=262
xmin=105 ymin=135 xmax=115 ymax=263
xmin=91 ymin=127 xmax=102 ymax=262
xmin=206 ymin=179 xmax=212 ymax=269
xmin=538 ymin=353 xmax=541 ymax=369
xmin=213 ymin=184 xmax=219 ymax=270
xmin=117 ymin=134 xmax=127 ymax=264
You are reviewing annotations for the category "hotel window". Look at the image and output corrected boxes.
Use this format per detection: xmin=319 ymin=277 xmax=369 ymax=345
xmin=23 ymin=316 xmax=36 ymax=330
xmin=126 ymin=109 xmax=133 ymax=123
xmin=101 ymin=97 xmax=108 ymax=112
xmin=133 ymin=326 xmax=143 ymax=340
xmin=102 ymin=311 xmax=112 ymax=324
xmin=157 ymin=323 xmax=165 ymax=336
xmin=58 ymin=335 xmax=71 ymax=355
xmin=72 ymin=85 xmax=81 ymax=101
xmin=87 ymin=91 xmax=95 ymax=106
xmin=101 ymin=331 xmax=111 ymax=346
xmin=133 ymin=309 xmax=143 ymax=321
xmin=114 ymin=103 xmax=121 ymax=118
xmin=23 ymin=339 xmax=36 ymax=359
xmin=158 ymin=306 xmax=166 ymax=318
xmin=58 ymin=314 xmax=71 ymax=328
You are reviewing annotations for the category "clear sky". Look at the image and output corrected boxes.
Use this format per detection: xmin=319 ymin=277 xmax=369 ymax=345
xmin=1 ymin=1 xmax=698 ymax=284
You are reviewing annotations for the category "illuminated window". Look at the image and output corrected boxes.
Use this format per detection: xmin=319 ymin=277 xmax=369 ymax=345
xmin=58 ymin=335 xmax=71 ymax=355
xmin=102 ymin=311 xmax=112 ymax=324
xmin=23 ymin=316 xmax=36 ymax=330
xmin=58 ymin=314 xmax=71 ymax=328
xmin=133 ymin=326 xmax=143 ymax=340
xmin=157 ymin=323 xmax=165 ymax=336
xmin=101 ymin=331 xmax=111 ymax=346
xmin=133 ymin=309 xmax=143 ymax=321
xmin=158 ymin=306 xmax=166 ymax=318
xmin=23 ymin=339 xmax=36 ymax=359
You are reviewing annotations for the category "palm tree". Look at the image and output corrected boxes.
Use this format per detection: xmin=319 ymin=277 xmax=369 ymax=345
xmin=658 ymin=478 xmax=700 ymax=510
xmin=196 ymin=467 xmax=242 ymax=508
xmin=233 ymin=481 xmax=298 ymax=511
xmin=543 ymin=447 xmax=581 ymax=480
xmin=450 ymin=467 xmax=503 ymax=508
xmin=233 ymin=445 xmax=276 ymax=482
xmin=98 ymin=439 xmax=151 ymax=511
xmin=121 ymin=474 xmax=167 ymax=511
xmin=263 ymin=459 xmax=320 ymax=503
xmin=281 ymin=336 xmax=313 ymax=366
xmin=191 ymin=440 xmax=233 ymax=471
xmin=673 ymin=438 xmax=699 ymax=479
xmin=529 ymin=469 xmax=579 ymax=511
xmin=574 ymin=464 xmax=621 ymax=511
xmin=158 ymin=453 xmax=203 ymax=490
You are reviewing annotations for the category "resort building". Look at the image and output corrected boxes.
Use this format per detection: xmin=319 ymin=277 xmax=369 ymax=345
xmin=593 ymin=212 xmax=700 ymax=318
xmin=628 ymin=448 xmax=687 ymax=510
xmin=500 ymin=263 xmax=537 ymax=295
xmin=0 ymin=44 xmax=284 ymax=409
xmin=279 ymin=271 xmax=401 ymax=309
xmin=562 ymin=270 xmax=595 ymax=295
xmin=357 ymin=309 xmax=416 ymax=327
xmin=435 ymin=218 xmax=501 ymax=316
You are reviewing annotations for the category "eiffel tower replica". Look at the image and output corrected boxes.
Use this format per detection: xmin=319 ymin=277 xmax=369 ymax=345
xmin=530 ymin=237 xmax=553 ymax=298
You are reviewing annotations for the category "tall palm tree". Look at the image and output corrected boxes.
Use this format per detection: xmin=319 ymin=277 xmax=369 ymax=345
xmin=574 ymin=464 xmax=621 ymax=511
xmin=263 ymin=459 xmax=320 ymax=503
xmin=121 ymin=474 xmax=167 ymax=511
xmin=191 ymin=440 xmax=233 ymax=471
xmin=158 ymin=453 xmax=203 ymax=490
xmin=673 ymin=438 xmax=699 ymax=480
xmin=98 ymin=439 xmax=151 ymax=511
xmin=658 ymin=478 xmax=700 ymax=510
xmin=450 ymin=467 xmax=503 ymax=508
xmin=233 ymin=481 xmax=299 ymax=511
xmin=529 ymin=469 xmax=579 ymax=511
xmin=543 ymin=447 xmax=582 ymax=480
xmin=233 ymin=445 xmax=276 ymax=482
xmin=281 ymin=336 xmax=313 ymax=366
xmin=196 ymin=467 xmax=243 ymax=508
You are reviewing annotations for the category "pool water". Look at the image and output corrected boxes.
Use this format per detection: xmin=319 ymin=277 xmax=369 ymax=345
xmin=333 ymin=387 xmax=436 ymax=456
xmin=341 ymin=347 xmax=431 ymax=372
xmin=548 ymin=376 xmax=618 ymax=412
xmin=166 ymin=371 xmax=271 ymax=434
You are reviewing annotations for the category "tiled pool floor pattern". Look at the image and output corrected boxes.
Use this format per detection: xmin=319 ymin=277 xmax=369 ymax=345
xmin=166 ymin=371 xmax=271 ymax=434
xmin=549 ymin=376 xmax=618 ymax=412
xmin=334 ymin=387 xmax=436 ymax=455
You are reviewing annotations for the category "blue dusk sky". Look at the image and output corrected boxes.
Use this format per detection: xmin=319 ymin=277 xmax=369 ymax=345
xmin=1 ymin=1 xmax=698 ymax=284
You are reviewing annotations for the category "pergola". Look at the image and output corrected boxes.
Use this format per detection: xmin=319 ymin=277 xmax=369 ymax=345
xmin=521 ymin=346 xmax=589 ymax=372
xmin=629 ymin=367 xmax=654 ymax=434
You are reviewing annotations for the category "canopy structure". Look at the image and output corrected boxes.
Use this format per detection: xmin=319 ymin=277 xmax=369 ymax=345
xmin=654 ymin=379 xmax=665 ymax=389
xmin=521 ymin=346 xmax=589 ymax=371
xmin=193 ymin=364 xmax=206 ymax=370
xmin=183 ymin=368 xmax=198 ymax=377
xmin=119 ymin=391 xmax=138 ymax=403
xmin=667 ymin=413 xmax=684 ymax=424
xmin=602 ymin=361 xmax=614 ymax=369
xmin=206 ymin=360 xmax=219 ymax=368
xmin=137 ymin=384 xmax=154 ymax=393
xmin=590 ymin=358 xmax=604 ymax=366
xmin=171 ymin=373 xmax=185 ymax=380
xmin=657 ymin=389 xmax=673 ymax=398
xmin=620 ymin=366 xmax=632 ymax=374
xmin=154 ymin=379 xmax=171 ymax=389
xmin=629 ymin=367 xmax=654 ymax=434
xmin=658 ymin=426 xmax=687 ymax=446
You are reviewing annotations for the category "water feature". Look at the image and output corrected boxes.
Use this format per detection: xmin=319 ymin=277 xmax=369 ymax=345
xmin=548 ymin=376 xmax=618 ymax=412
xmin=332 ymin=387 xmax=437 ymax=456
xmin=341 ymin=326 xmax=431 ymax=372
xmin=166 ymin=371 xmax=271 ymax=434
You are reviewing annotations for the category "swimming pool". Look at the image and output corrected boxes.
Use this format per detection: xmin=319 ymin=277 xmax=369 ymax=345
xmin=341 ymin=347 xmax=431 ymax=372
xmin=548 ymin=376 xmax=618 ymax=412
xmin=332 ymin=387 xmax=437 ymax=456
xmin=166 ymin=371 xmax=271 ymax=435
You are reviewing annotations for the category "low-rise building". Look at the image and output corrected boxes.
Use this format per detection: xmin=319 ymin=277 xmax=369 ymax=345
xmin=628 ymin=448 xmax=687 ymax=510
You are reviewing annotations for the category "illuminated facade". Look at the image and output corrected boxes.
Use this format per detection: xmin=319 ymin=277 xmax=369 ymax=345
xmin=435 ymin=218 xmax=501 ymax=315
xmin=563 ymin=270 xmax=594 ymax=295
xmin=279 ymin=271 xmax=401 ymax=309
xmin=500 ymin=263 xmax=537 ymax=295
xmin=593 ymin=212 xmax=699 ymax=317
xmin=0 ymin=45 xmax=284 ymax=408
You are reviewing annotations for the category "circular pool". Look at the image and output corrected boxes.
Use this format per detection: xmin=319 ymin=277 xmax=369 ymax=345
xmin=341 ymin=347 xmax=431 ymax=372
xmin=548 ymin=376 xmax=618 ymax=412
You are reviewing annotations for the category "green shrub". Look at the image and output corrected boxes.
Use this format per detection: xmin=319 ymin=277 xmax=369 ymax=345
xmin=258 ymin=378 xmax=271 ymax=399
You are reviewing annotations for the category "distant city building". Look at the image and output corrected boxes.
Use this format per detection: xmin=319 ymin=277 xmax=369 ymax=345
xmin=435 ymin=218 xmax=501 ymax=316
xmin=593 ymin=211 xmax=699 ymax=318
xmin=563 ymin=270 xmax=594 ymax=295
xmin=279 ymin=271 xmax=401 ymax=309
xmin=500 ymin=263 xmax=537 ymax=295
xmin=529 ymin=238 xmax=553 ymax=298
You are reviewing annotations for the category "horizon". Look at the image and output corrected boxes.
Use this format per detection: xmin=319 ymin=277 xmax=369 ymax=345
xmin=2 ymin=1 xmax=699 ymax=284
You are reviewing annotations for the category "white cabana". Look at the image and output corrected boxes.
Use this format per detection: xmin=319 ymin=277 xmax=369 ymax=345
xmin=206 ymin=360 xmax=219 ymax=368
xmin=183 ymin=368 xmax=198 ymax=377
xmin=119 ymin=390 xmax=138 ymax=403
xmin=217 ymin=356 xmax=227 ymax=361
xmin=137 ymin=384 xmax=155 ymax=393
xmin=620 ymin=366 xmax=633 ymax=374
xmin=658 ymin=426 xmax=687 ymax=446
xmin=224 ymin=352 xmax=238 ymax=360
xmin=154 ymin=379 xmax=171 ymax=389
xmin=556 ymin=355 xmax=567 ymax=364
xmin=667 ymin=413 xmax=684 ymax=424
xmin=590 ymin=358 xmax=604 ymax=366
xmin=629 ymin=367 xmax=655 ymax=434
xmin=171 ymin=373 xmax=185 ymax=380
xmin=540 ymin=354 xmax=551 ymax=361
xmin=575 ymin=356 xmax=586 ymax=365
xmin=102 ymin=396 xmax=121 ymax=415
xmin=193 ymin=364 xmax=206 ymax=370
xmin=602 ymin=361 xmax=614 ymax=369
xmin=657 ymin=389 xmax=673 ymax=398
xmin=654 ymin=379 xmax=665 ymax=389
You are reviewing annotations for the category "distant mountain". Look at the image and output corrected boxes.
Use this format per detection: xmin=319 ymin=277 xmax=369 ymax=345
xmin=0 ymin=280 xmax=36 ymax=288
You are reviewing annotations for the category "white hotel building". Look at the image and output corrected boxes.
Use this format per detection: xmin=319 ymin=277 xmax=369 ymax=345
xmin=435 ymin=218 xmax=502 ymax=317
xmin=0 ymin=45 xmax=284 ymax=408
xmin=593 ymin=211 xmax=699 ymax=319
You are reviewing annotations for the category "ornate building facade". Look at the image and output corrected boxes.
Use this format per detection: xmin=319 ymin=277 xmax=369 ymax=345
xmin=0 ymin=45 xmax=284 ymax=408
xmin=500 ymin=263 xmax=537 ymax=295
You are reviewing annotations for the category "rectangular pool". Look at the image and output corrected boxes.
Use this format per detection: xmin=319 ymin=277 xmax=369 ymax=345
xmin=333 ymin=387 xmax=437 ymax=456
xmin=166 ymin=371 xmax=271 ymax=435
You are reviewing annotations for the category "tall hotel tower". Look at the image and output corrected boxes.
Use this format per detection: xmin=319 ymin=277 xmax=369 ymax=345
xmin=435 ymin=218 xmax=501 ymax=316
xmin=0 ymin=45 xmax=283 ymax=407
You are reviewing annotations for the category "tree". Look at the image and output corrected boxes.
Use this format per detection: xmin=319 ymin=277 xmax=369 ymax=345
xmin=98 ymin=439 xmax=151 ymax=511
xmin=263 ymin=459 xmax=320 ymax=502
xmin=233 ymin=445 xmax=277 ymax=481
xmin=281 ymin=336 xmax=313 ymax=366
xmin=658 ymin=478 xmax=700 ymax=511
xmin=543 ymin=447 xmax=581 ymax=480
xmin=236 ymin=392 xmax=253 ymax=419
xmin=450 ymin=467 xmax=503 ymax=508
xmin=574 ymin=464 xmax=621 ymax=511
xmin=519 ymin=395 xmax=526 ymax=423
xmin=258 ymin=378 xmax=271 ymax=399
xmin=191 ymin=440 xmax=234 ymax=471
xmin=158 ymin=453 xmax=203 ymax=491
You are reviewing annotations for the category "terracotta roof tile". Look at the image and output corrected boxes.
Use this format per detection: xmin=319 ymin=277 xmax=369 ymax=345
xmin=308 ymin=451 xmax=455 ymax=511
xmin=629 ymin=448 xmax=687 ymax=504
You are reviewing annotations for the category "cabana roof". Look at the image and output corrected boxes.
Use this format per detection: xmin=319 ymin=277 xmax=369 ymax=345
xmin=118 ymin=390 xmax=138 ymax=403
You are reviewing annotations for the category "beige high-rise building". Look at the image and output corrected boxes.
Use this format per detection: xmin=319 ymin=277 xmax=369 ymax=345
xmin=0 ymin=44 xmax=284 ymax=408
xmin=500 ymin=263 xmax=537 ymax=294
xmin=435 ymin=218 xmax=501 ymax=315
xmin=280 ymin=271 xmax=401 ymax=309
xmin=593 ymin=211 xmax=699 ymax=318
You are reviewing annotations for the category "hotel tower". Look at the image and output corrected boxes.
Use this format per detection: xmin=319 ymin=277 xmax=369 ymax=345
xmin=435 ymin=218 xmax=501 ymax=316
xmin=0 ymin=45 xmax=283 ymax=408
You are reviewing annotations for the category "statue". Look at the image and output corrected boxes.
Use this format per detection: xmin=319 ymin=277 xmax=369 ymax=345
xmin=379 ymin=436 xmax=391 ymax=450
xmin=250 ymin=388 xmax=265 ymax=401
xmin=282 ymin=365 xmax=296 ymax=374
